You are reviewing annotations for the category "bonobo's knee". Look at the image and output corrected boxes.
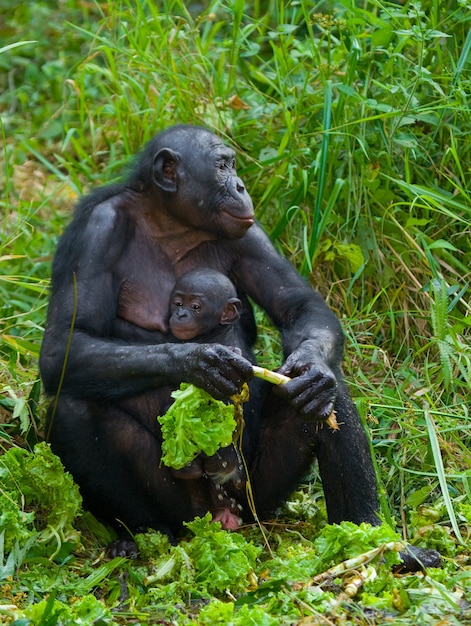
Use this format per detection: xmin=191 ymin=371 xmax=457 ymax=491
xmin=170 ymin=458 xmax=204 ymax=480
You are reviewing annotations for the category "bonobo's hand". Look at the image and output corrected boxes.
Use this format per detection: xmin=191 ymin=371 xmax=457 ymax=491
xmin=182 ymin=344 xmax=253 ymax=400
xmin=275 ymin=351 xmax=338 ymax=420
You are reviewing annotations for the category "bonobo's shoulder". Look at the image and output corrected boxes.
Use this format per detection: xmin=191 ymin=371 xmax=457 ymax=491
xmin=55 ymin=187 xmax=133 ymax=270
xmin=88 ymin=201 xmax=127 ymax=233
xmin=75 ymin=187 xmax=132 ymax=232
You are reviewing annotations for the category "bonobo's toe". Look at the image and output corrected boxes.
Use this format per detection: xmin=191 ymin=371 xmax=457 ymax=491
xmin=394 ymin=545 xmax=442 ymax=573
xmin=107 ymin=538 xmax=139 ymax=559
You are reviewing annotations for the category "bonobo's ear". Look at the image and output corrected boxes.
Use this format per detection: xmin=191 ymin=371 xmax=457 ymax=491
xmin=152 ymin=148 xmax=179 ymax=192
xmin=220 ymin=298 xmax=242 ymax=325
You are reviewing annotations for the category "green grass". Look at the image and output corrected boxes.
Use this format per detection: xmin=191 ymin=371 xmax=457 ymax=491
xmin=1 ymin=0 xmax=470 ymax=623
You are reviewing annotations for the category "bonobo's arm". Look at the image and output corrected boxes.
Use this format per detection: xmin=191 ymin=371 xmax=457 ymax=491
xmin=39 ymin=201 xmax=252 ymax=401
xmin=231 ymin=224 xmax=343 ymax=419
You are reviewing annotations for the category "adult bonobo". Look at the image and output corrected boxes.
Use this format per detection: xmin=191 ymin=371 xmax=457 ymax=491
xmin=40 ymin=125 xmax=439 ymax=569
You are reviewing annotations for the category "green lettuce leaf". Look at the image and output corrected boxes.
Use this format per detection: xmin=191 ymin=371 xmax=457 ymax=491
xmin=185 ymin=514 xmax=261 ymax=594
xmin=0 ymin=442 xmax=82 ymax=554
xmin=158 ymin=383 xmax=236 ymax=469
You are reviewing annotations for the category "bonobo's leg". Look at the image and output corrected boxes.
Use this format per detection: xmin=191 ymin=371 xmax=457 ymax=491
xmin=317 ymin=384 xmax=441 ymax=570
xmin=203 ymin=445 xmax=246 ymax=489
xmin=315 ymin=379 xmax=379 ymax=525
xmin=170 ymin=446 xmax=245 ymax=487
xmin=245 ymin=379 xmax=379 ymax=525
xmin=46 ymin=396 xmax=194 ymax=542
xmin=243 ymin=388 xmax=322 ymax=518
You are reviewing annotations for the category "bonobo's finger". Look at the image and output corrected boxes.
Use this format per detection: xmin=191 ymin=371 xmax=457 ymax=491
xmin=277 ymin=351 xmax=312 ymax=378
xmin=275 ymin=365 xmax=337 ymax=420
xmin=203 ymin=345 xmax=253 ymax=391
xmin=189 ymin=365 xmax=236 ymax=400
xmin=216 ymin=346 xmax=253 ymax=381
xmin=277 ymin=380 xmax=336 ymax=419
xmin=184 ymin=344 xmax=253 ymax=399
xmin=293 ymin=388 xmax=336 ymax=419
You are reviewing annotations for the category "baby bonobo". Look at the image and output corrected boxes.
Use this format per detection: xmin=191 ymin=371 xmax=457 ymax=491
xmin=168 ymin=268 xmax=246 ymax=529
xmin=169 ymin=268 xmax=242 ymax=344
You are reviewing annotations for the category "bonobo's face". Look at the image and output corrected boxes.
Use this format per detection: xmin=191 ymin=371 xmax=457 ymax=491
xmin=152 ymin=126 xmax=255 ymax=239
xmin=169 ymin=268 xmax=240 ymax=341
xmin=169 ymin=287 xmax=220 ymax=341
xmin=200 ymin=138 xmax=255 ymax=239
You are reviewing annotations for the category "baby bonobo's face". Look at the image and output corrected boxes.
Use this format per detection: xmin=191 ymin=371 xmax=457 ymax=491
xmin=169 ymin=269 xmax=240 ymax=341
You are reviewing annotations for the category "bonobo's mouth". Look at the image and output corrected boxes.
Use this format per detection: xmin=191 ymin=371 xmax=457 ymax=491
xmin=170 ymin=326 xmax=199 ymax=341
xmin=223 ymin=210 xmax=255 ymax=226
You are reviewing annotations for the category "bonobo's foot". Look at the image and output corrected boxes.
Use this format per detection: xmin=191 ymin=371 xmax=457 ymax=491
xmin=213 ymin=508 xmax=243 ymax=531
xmin=395 ymin=545 xmax=442 ymax=573
xmin=107 ymin=538 xmax=139 ymax=559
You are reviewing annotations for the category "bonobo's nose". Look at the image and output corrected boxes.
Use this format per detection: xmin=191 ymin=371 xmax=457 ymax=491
xmin=236 ymin=178 xmax=245 ymax=193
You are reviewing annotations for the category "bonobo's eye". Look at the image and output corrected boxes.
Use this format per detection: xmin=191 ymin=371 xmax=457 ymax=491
xmin=191 ymin=302 xmax=201 ymax=311
xmin=216 ymin=156 xmax=236 ymax=172
xmin=172 ymin=298 xmax=183 ymax=307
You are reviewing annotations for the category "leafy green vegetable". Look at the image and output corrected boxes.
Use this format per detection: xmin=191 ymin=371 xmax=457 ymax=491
xmin=13 ymin=593 xmax=115 ymax=625
xmin=185 ymin=514 xmax=261 ymax=595
xmin=199 ymin=599 xmax=280 ymax=625
xmin=135 ymin=528 xmax=173 ymax=560
xmin=158 ymin=383 xmax=236 ymax=469
xmin=141 ymin=515 xmax=261 ymax=598
xmin=0 ymin=442 xmax=82 ymax=556
xmin=314 ymin=521 xmax=402 ymax=569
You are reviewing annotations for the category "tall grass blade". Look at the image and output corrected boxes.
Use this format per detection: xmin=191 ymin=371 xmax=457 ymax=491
xmin=301 ymin=79 xmax=333 ymax=276
xmin=424 ymin=410 xmax=465 ymax=545
xmin=381 ymin=175 xmax=471 ymax=221
xmin=432 ymin=26 xmax=471 ymax=142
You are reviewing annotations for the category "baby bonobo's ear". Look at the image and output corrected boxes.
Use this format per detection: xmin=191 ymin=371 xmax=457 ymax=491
xmin=220 ymin=297 xmax=242 ymax=325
